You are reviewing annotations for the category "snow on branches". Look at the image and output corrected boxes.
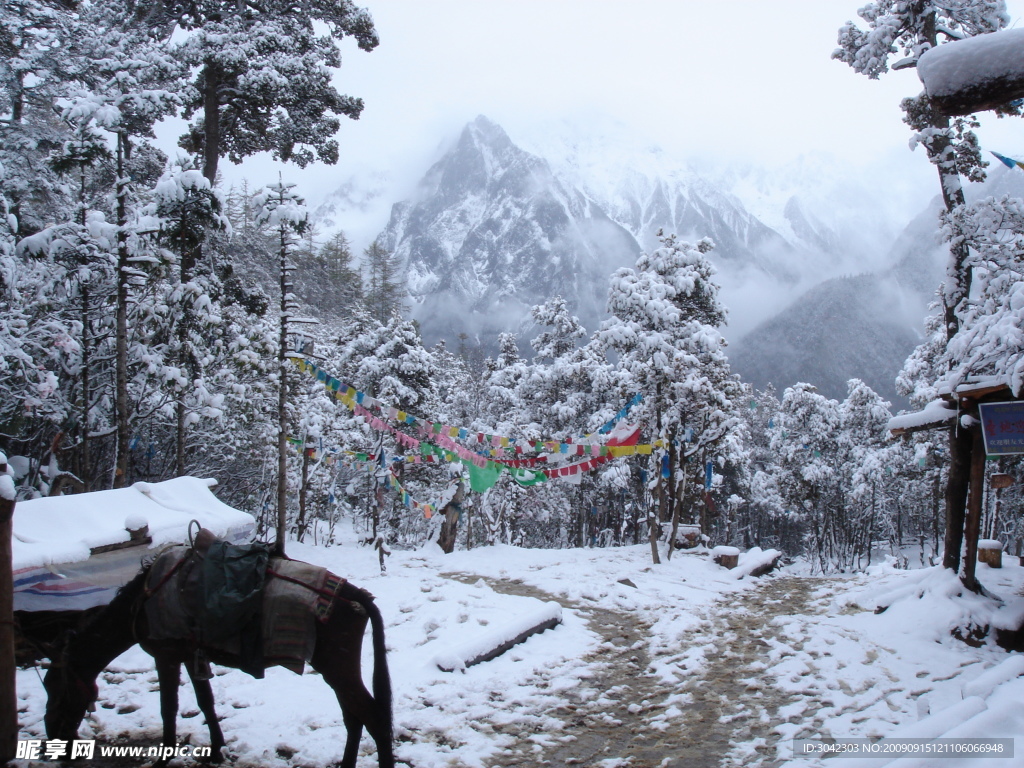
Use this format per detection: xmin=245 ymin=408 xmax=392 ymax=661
xmin=942 ymin=196 xmax=1024 ymax=394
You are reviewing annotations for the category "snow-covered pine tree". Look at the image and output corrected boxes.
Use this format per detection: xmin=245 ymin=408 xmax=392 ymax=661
xmin=63 ymin=5 xmax=182 ymax=485
xmin=518 ymin=297 xmax=633 ymax=549
xmin=147 ymin=161 xmax=230 ymax=481
xmin=254 ymin=180 xmax=307 ymax=555
xmin=838 ymin=379 xmax=896 ymax=570
xmin=771 ymin=383 xmax=844 ymax=573
xmin=520 ymin=297 xmax=588 ymax=434
xmin=171 ymin=0 xmax=378 ymax=183
xmin=353 ymin=315 xmax=441 ymax=546
xmin=0 ymin=0 xmax=78 ymax=236
xmin=599 ymin=231 xmax=740 ymax=564
xmin=723 ymin=386 xmax=790 ymax=551
xmin=294 ymin=230 xmax=362 ymax=320
xmin=482 ymin=332 xmax=528 ymax=437
xmin=363 ymin=238 xmax=406 ymax=325
xmin=941 ymin=196 xmax=1024 ymax=390
xmin=17 ymin=110 xmax=122 ymax=490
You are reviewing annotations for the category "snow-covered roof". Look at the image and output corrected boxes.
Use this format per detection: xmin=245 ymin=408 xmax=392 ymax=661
xmin=954 ymin=375 xmax=1012 ymax=398
xmin=887 ymin=399 xmax=958 ymax=435
xmin=12 ymin=476 xmax=255 ymax=571
xmin=918 ymin=28 xmax=1024 ymax=115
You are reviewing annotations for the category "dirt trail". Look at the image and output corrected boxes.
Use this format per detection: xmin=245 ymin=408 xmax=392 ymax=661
xmin=445 ymin=573 xmax=831 ymax=768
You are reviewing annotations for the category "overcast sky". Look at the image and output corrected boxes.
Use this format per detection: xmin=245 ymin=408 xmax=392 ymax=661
xmin=197 ymin=0 xmax=1023 ymax=220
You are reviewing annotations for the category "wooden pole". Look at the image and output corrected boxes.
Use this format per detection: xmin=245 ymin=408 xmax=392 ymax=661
xmin=0 ymin=456 xmax=18 ymax=763
xmin=962 ymin=425 xmax=986 ymax=592
xmin=943 ymin=422 xmax=973 ymax=571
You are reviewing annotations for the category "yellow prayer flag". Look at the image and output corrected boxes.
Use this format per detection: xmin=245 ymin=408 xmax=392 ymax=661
xmin=637 ymin=444 xmax=653 ymax=455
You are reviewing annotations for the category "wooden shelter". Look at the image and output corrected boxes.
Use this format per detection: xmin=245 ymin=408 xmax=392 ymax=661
xmin=888 ymin=377 xmax=1018 ymax=591
xmin=13 ymin=476 xmax=254 ymax=614
xmin=917 ymin=28 xmax=1024 ymax=116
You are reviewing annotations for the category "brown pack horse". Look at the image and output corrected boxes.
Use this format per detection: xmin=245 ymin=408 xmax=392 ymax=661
xmin=42 ymin=560 xmax=394 ymax=768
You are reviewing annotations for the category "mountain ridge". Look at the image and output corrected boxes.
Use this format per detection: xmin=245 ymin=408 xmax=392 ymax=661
xmin=314 ymin=115 xmax=1006 ymax=404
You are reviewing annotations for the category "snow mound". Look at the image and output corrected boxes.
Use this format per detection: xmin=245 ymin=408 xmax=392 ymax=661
xmin=732 ymin=547 xmax=782 ymax=580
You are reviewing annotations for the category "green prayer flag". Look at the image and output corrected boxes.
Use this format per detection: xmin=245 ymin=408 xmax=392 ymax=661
xmin=510 ymin=467 xmax=548 ymax=487
xmin=466 ymin=461 xmax=502 ymax=492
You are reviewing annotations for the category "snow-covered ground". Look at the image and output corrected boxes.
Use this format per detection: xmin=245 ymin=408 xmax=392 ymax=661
xmin=13 ymin=530 xmax=1024 ymax=767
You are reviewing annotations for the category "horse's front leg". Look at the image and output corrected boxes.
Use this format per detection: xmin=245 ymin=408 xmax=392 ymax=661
xmin=154 ymin=656 xmax=180 ymax=751
xmin=186 ymin=668 xmax=225 ymax=762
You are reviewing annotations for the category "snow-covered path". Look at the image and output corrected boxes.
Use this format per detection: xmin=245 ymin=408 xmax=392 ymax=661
xmin=440 ymin=571 xmax=834 ymax=768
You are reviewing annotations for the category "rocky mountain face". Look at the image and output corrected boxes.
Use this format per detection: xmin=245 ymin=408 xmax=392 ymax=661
xmin=377 ymin=116 xmax=639 ymax=344
xmin=377 ymin=116 xmax=816 ymax=348
xmin=326 ymin=116 xmax=1024 ymax=406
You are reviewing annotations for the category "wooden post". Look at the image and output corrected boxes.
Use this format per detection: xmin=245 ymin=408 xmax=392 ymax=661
xmin=978 ymin=541 xmax=1003 ymax=568
xmin=719 ymin=554 xmax=739 ymax=569
xmin=962 ymin=425 xmax=986 ymax=592
xmin=943 ymin=423 xmax=972 ymax=571
xmin=295 ymin=440 xmax=311 ymax=543
xmin=437 ymin=481 xmax=464 ymax=554
xmin=0 ymin=456 xmax=18 ymax=763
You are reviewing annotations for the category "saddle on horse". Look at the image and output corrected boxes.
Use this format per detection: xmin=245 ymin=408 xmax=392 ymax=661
xmin=143 ymin=527 xmax=346 ymax=678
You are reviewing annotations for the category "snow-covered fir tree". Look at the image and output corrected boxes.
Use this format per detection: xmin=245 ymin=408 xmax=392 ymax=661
xmin=599 ymin=231 xmax=741 ymax=563
xmin=171 ymin=0 xmax=378 ymax=183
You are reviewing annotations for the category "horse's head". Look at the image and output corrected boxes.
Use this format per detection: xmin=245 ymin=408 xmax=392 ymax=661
xmin=42 ymin=634 xmax=98 ymax=741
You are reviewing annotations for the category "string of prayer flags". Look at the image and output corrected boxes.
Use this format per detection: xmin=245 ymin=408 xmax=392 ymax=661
xmin=597 ymin=394 xmax=643 ymax=434
xmin=340 ymin=448 xmax=438 ymax=519
xmin=540 ymin=453 xmax=613 ymax=479
xmin=295 ymin=357 xmax=646 ymax=455
xmin=294 ymin=358 xmax=674 ymax=489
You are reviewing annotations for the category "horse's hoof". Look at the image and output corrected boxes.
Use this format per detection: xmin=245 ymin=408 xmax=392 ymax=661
xmin=200 ymin=748 xmax=224 ymax=764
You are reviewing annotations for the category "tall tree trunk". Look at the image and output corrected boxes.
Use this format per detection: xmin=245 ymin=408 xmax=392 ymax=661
xmin=648 ymin=457 xmax=662 ymax=565
xmin=113 ymin=132 xmax=130 ymax=488
xmin=78 ymin=169 xmax=92 ymax=491
xmin=666 ymin=437 xmax=680 ymax=561
xmin=201 ymin=62 xmax=221 ymax=185
xmin=910 ymin=5 xmax=975 ymax=577
xmin=648 ymin=385 xmax=663 ymax=565
xmin=296 ymin=439 xmax=310 ymax=542
xmin=174 ymin=209 xmax=198 ymax=479
xmin=275 ymin=223 xmax=290 ymax=556
xmin=80 ymin=287 xmax=91 ymax=491
xmin=437 ymin=482 xmax=465 ymax=554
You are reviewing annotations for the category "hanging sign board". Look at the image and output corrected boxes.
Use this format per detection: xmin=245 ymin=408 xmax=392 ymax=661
xmin=990 ymin=473 xmax=1015 ymax=489
xmin=979 ymin=402 xmax=1024 ymax=455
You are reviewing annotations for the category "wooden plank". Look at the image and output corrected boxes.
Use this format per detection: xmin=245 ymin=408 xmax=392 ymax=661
xmin=957 ymin=383 xmax=1011 ymax=402
xmin=89 ymin=536 xmax=153 ymax=556
xmin=436 ymin=608 xmax=563 ymax=672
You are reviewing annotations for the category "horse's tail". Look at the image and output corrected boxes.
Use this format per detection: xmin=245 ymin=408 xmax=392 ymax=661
xmin=352 ymin=590 xmax=393 ymax=746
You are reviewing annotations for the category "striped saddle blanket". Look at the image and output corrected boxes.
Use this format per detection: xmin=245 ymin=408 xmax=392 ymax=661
xmin=144 ymin=544 xmax=345 ymax=675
